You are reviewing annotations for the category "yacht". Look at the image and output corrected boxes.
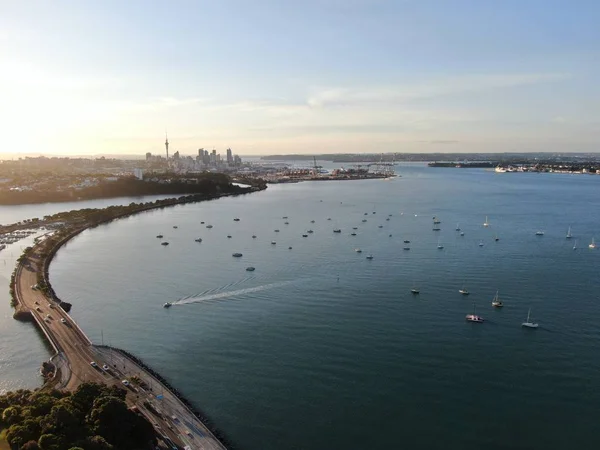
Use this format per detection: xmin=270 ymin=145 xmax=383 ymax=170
xmin=411 ymin=288 xmax=420 ymax=294
xmin=466 ymin=314 xmax=484 ymax=323
xmin=163 ymin=302 xmax=172 ymax=308
xmin=271 ymin=241 xmax=276 ymax=245
xmin=522 ymin=308 xmax=538 ymax=328
xmin=355 ymin=248 xmax=362 ymax=253
xmin=460 ymin=231 xmax=465 ymax=236
xmin=494 ymin=166 xmax=507 ymax=173
xmin=491 ymin=290 xmax=503 ymax=307
xmin=156 ymin=235 xmax=163 ymax=238
xmin=566 ymin=226 xmax=572 ymax=239
xmin=161 ymin=242 xmax=169 ymax=246
xmin=479 ymin=240 xmax=484 ymax=247
xmin=246 ymin=267 xmax=256 ymax=272
xmin=535 ymin=231 xmax=544 ymax=236
xmin=195 ymin=238 xmax=202 ymax=243
xmin=437 ymin=239 xmax=444 ymax=249
xmin=455 ymin=223 xmax=460 ymax=231
xmin=589 ymin=237 xmax=596 ymax=249
xmin=366 ymin=255 xmax=374 ymax=260
xmin=232 ymin=253 xmax=243 ymax=257
xmin=483 ymin=216 xmax=490 ymax=227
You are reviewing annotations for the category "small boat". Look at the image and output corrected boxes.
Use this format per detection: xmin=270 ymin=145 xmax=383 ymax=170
xmin=437 ymin=239 xmax=444 ymax=249
xmin=282 ymin=216 xmax=288 ymax=219
xmin=433 ymin=217 xmax=441 ymax=224
xmin=483 ymin=216 xmax=490 ymax=227
xmin=284 ymin=222 xmax=289 ymax=225
xmin=403 ymin=247 xmax=410 ymax=250
xmin=161 ymin=242 xmax=169 ymax=246
xmin=411 ymin=288 xmax=420 ymax=294
xmin=351 ymin=232 xmax=357 ymax=236
xmin=232 ymin=253 xmax=243 ymax=257
xmin=364 ymin=213 xmax=368 ymax=215
xmin=327 ymin=218 xmax=332 ymax=221
xmin=566 ymin=226 xmax=572 ymax=239
xmin=156 ymin=235 xmax=163 ymax=238
xmin=163 ymin=302 xmax=172 ymax=308
xmin=589 ymin=237 xmax=596 ymax=249
xmin=522 ymin=308 xmax=538 ymax=328
xmin=460 ymin=231 xmax=465 ymax=236
xmin=466 ymin=303 xmax=483 ymax=322
xmin=352 ymin=227 xmax=358 ymax=230
xmin=479 ymin=240 xmax=484 ymax=247
xmin=310 ymin=220 xmax=315 ymax=223
xmin=227 ymin=235 xmax=232 ymax=238
xmin=372 ymin=212 xmax=376 ymax=215
xmin=362 ymin=219 xmax=367 ymax=222
xmin=366 ymin=255 xmax=374 ymax=260
xmin=307 ymin=230 xmax=314 ymax=233
xmin=233 ymin=218 xmax=240 ymax=222
xmin=535 ymin=230 xmax=544 ymax=236
xmin=252 ymin=235 xmax=257 ymax=239
xmin=456 ymin=223 xmax=460 ymax=231
xmin=494 ymin=235 xmax=499 ymax=241
xmin=466 ymin=314 xmax=484 ymax=323
xmin=355 ymin=248 xmax=362 ymax=253
xmin=206 ymin=225 xmax=213 ymax=229
xmin=195 ymin=238 xmax=202 ymax=243
xmin=378 ymin=225 xmax=383 ymax=228
xmin=333 ymin=229 xmax=341 ymax=233
xmin=302 ymin=234 xmax=308 ymax=237
xmin=459 ymin=285 xmax=469 ymax=295
xmin=389 ymin=214 xmax=393 ymax=217
xmin=274 ymin=229 xmax=280 ymax=232
xmin=491 ymin=290 xmax=503 ymax=307
xmin=573 ymin=240 xmax=577 ymax=250
xmin=246 ymin=267 xmax=255 ymax=271
xmin=271 ymin=241 xmax=276 ymax=245
xmin=403 ymin=240 xmax=410 ymax=244
xmin=386 ymin=218 xmax=390 ymax=221
xmin=200 ymin=221 xmax=205 ymax=224
xmin=288 ymin=246 xmax=292 ymax=250
xmin=173 ymin=226 xmax=178 ymax=229
xmin=389 ymin=234 xmax=392 ymax=237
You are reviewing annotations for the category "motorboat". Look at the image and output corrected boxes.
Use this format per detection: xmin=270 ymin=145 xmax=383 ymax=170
xmin=246 ymin=267 xmax=256 ymax=271
xmin=333 ymin=229 xmax=342 ymax=233
xmin=483 ymin=216 xmax=490 ymax=227
xmin=479 ymin=240 xmax=484 ymax=247
xmin=271 ymin=241 xmax=276 ymax=245
xmin=252 ymin=235 xmax=257 ymax=239
xmin=355 ymin=248 xmax=362 ymax=253
xmin=233 ymin=218 xmax=240 ymax=221
xmin=311 ymin=220 xmax=315 ymax=223
xmin=274 ymin=229 xmax=280 ymax=232
xmin=459 ymin=287 xmax=469 ymax=295
xmin=403 ymin=240 xmax=410 ymax=243
xmin=302 ymin=234 xmax=308 ymax=237
xmin=589 ymin=237 xmax=596 ymax=249
xmin=156 ymin=234 xmax=163 ymax=238
xmin=353 ymin=227 xmax=358 ymax=230
xmin=460 ymin=231 xmax=465 ymax=236
xmin=232 ymin=253 xmax=243 ymax=257
xmin=161 ymin=242 xmax=169 ymax=246
xmin=282 ymin=216 xmax=288 ymax=219
xmin=366 ymin=255 xmax=374 ymax=260
xmin=403 ymin=247 xmax=410 ymax=250
xmin=173 ymin=226 xmax=178 ymax=229
xmin=535 ymin=231 xmax=544 ymax=236
xmin=206 ymin=225 xmax=213 ymax=228
xmin=378 ymin=225 xmax=383 ymax=228
xmin=351 ymin=232 xmax=357 ymax=236
xmin=307 ymin=230 xmax=314 ymax=233
xmin=284 ymin=222 xmax=289 ymax=225
xmin=195 ymin=238 xmax=202 ymax=243
xmin=411 ymin=288 xmax=420 ymax=294
xmin=227 ymin=235 xmax=232 ymax=238
xmin=163 ymin=302 xmax=172 ymax=308
xmin=362 ymin=219 xmax=367 ymax=222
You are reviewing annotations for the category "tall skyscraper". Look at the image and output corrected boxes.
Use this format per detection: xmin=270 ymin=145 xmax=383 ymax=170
xmin=226 ymin=148 xmax=233 ymax=164
xmin=165 ymin=132 xmax=169 ymax=160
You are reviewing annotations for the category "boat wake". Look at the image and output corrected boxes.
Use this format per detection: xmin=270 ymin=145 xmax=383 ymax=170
xmin=173 ymin=279 xmax=300 ymax=305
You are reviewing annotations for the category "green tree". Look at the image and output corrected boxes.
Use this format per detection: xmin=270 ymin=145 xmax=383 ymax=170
xmin=21 ymin=441 xmax=40 ymax=450
xmin=3 ymin=406 xmax=22 ymax=425
xmin=37 ymin=433 xmax=64 ymax=450
xmin=84 ymin=435 xmax=113 ymax=450
xmin=6 ymin=424 xmax=35 ymax=449
xmin=87 ymin=397 xmax=130 ymax=445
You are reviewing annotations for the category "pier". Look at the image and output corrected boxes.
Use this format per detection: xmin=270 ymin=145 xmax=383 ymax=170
xmin=13 ymin=244 xmax=228 ymax=450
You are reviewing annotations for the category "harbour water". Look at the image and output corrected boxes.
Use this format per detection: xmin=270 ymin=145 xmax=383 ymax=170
xmin=7 ymin=165 xmax=600 ymax=448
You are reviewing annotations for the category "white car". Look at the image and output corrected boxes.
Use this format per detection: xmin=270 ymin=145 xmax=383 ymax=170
xmin=122 ymin=380 xmax=130 ymax=387
xmin=102 ymin=364 xmax=109 ymax=371
xmin=90 ymin=361 xmax=97 ymax=368
xmin=60 ymin=318 xmax=66 ymax=324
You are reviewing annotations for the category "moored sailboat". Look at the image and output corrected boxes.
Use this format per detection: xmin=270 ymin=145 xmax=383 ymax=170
xmin=491 ymin=290 xmax=503 ymax=307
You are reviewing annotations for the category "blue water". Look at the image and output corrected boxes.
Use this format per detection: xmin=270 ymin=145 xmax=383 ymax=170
xmin=42 ymin=165 xmax=600 ymax=449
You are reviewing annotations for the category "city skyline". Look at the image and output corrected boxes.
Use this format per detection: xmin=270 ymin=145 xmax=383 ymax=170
xmin=1 ymin=1 xmax=599 ymax=155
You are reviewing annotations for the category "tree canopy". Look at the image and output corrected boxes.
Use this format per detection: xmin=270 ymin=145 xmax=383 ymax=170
xmin=0 ymin=383 xmax=155 ymax=450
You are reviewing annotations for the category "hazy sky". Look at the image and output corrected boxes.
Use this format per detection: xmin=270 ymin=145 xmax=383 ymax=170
xmin=1 ymin=0 xmax=598 ymax=156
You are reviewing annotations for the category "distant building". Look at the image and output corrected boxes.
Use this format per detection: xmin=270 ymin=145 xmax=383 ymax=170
xmin=133 ymin=168 xmax=144 ymax=180
xmin=226 ymin=148 xmax=233 ymax=164
xmin=145 ymin=152 xmax=152 ymax=161
xmin=173 ymin=151 xmax=180 ymax=160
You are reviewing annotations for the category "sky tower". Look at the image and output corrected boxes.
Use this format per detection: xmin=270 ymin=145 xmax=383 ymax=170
xmin=165 ymin=131 xmax=169 ymax=160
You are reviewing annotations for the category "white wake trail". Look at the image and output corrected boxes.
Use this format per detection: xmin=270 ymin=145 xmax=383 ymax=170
xmin=174 ymin=279 xmax=298 ymax=305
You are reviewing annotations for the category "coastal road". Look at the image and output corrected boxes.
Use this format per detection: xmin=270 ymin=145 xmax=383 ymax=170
xmin=15 ymin=258 xmax=227 ymax=450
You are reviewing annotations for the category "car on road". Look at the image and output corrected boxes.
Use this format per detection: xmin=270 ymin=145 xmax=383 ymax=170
xmin=46 ymin=314 xmax=51 ymax=319
xmin=60 ymin=318 xmax=66 ymax=324
xmin=122 ymin=380 xmax=130 ymax=387
xmin=48 ymin=303 xmax=54 ymax=308
xmin=35 ymin=307 xmax=42 ymax=312
xmin=90 ymin=361 xmax=98 ymax=368
xmin=44 ymin=318 xmax=50 ymax=323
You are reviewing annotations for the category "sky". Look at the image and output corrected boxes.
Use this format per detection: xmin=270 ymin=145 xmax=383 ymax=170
xmin=1 ymin=0 xmax=599 ymax=156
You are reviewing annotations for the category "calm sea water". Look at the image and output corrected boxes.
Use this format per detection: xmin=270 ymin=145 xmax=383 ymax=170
xmin=22 ymin=166 xmax=600 ymax=448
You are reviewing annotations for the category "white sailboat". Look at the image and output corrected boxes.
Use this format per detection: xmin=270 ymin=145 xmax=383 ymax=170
xmin=466 ymin=302 xmax=484 ymax=323
xmin=483 ymin=216 xmax=490 ymax=227
xmin=456 ymin=223 xmax=461 ymax=231
xmin=437 ymin=238 xmax=444 ymax=249
xmin=566 ymin=226 xmax=572 ymax=239
xmin=573 ymin=240 xmax=577 ymax=250
xmin=491 ymin=290 xmax=503 ymax=307
xmin=589 ymin=237 xmax=596 ymax=249
xmin=459 ymin=284 xmax=469 ymax=295
xmin=522 ymin=308 xmax=538 ymax=328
